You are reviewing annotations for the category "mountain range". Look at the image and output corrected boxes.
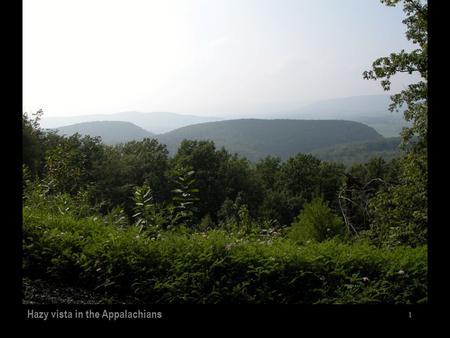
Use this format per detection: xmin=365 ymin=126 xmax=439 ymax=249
xmin=156 ymin=119 xmax=384 ymax=161
xmin=50 ymin=118 xmax=395 ymax=163
xmin=41 ymin=111 xmax=221 ymax=134
xmin=259 ymin=95 xmax=409 ymax=138
xmin=41 ymin=95 xmax=409 ymax=137
xmin=45 ymin=95 xmax=407 ymax=163
xmin=53 ymin=121 xmax=154 ymax=145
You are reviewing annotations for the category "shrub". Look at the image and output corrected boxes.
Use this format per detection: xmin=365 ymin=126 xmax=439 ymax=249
xmin=23 ymin=177 xmax=98 ymax=220
xmin=288 ymin=196 xmax=345 ymax=244
xmin=23 ymin=206 xmax=427 ymax=304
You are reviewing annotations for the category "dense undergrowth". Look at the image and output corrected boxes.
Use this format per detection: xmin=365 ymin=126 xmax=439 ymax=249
xmin=23 ymin=205 xmax=427 ymax=304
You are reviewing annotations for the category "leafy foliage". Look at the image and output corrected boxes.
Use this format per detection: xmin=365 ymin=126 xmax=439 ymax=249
xmin=88 ymin=138 xmax=170 ymax=214
xmin=23 ymin=110 xmax=45 ymax=176
xmin=367 ymin=152 xmax=427 ymax=247
xmin=289 ymin=197 xmax=345 ymax=244
xmin=131 ymin=168 xmax=200 ymax=234
xmin=171 ymin=168 xmax=200 ymax=226
xmin=362 ymin=0 xmax=427 ymax=246
xmin=23 ymin=204 xmax=427 ymax=304
xmin=363 ymin=0 xmax=427 ymax=148
xmin=132 ymin=185 xmax=165 ymax=233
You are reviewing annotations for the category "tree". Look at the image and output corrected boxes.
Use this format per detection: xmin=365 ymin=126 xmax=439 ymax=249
xmin=254 ymin=156 xmax=282 ymax=191
xmin=363 ymin=0 xmax=427 ymax=148
xmin=277 ymin=154 xmax=345 ymax=224
xmin=171 ymin=140 xmax=227 ymax=222
xmin=92 ymin=138 xmax=170 ymax=214
xmin=363 ymin=0 xmax=427 ymax=246
xmin=43 ymin=133 xmax=106 ymax=195
xmin=368 ymin=157 xmax=427 ymax=247
xmin=219 ymin=154 xmax=263 ymax=219
xmin=22 ymin=110 xmax=45 ymax=176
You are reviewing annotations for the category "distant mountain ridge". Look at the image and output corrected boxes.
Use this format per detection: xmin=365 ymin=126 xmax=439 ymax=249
xmin=53 ymin=121 xmax=154 ymax=145
xmin=42 ymin=95 xmax=409 ymax=163
xmin=39 ymin=95 xmax=409 ymax=137
xmin=156 ymin=119 xmax=384 ymax=161
xmin=42 ymin=111 xmax=222 ymax=134
xmin=50 ymin=118 xmax=395 ymax=163
xmin=268 ymin=95 xmax=409 ymax=137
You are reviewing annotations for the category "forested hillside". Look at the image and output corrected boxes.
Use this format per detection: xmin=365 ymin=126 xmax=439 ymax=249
xmin=49 ymin=118 xmax=388 ymax=163
xmin=310 ymin=137 xmax=403 ymax=165
xmin=276 ymin=95 xmax=409 ymax=137
xmin=157 ymin=119 xmax=383 ymax=161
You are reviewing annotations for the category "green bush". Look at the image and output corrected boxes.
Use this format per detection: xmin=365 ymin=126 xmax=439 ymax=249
xmin=288 ymin=196 xmax=345 ymax=244
xmin=23 ymin=206 xmax=427 ymax=304
xmin=367 ymin=152 xmax=427 ymax=248
xmin=23 ymin=173 xmax=99 ymax=221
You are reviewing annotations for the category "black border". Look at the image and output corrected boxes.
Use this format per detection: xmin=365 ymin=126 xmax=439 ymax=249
xmin=427 ymin=0 xmax=445 ymax=312
xmin=8 ymin=0 xmax=445 ymax=330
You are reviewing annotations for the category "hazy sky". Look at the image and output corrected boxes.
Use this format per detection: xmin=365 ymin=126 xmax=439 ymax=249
xmin=23 ymin=0 xmax=419 ymax=117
